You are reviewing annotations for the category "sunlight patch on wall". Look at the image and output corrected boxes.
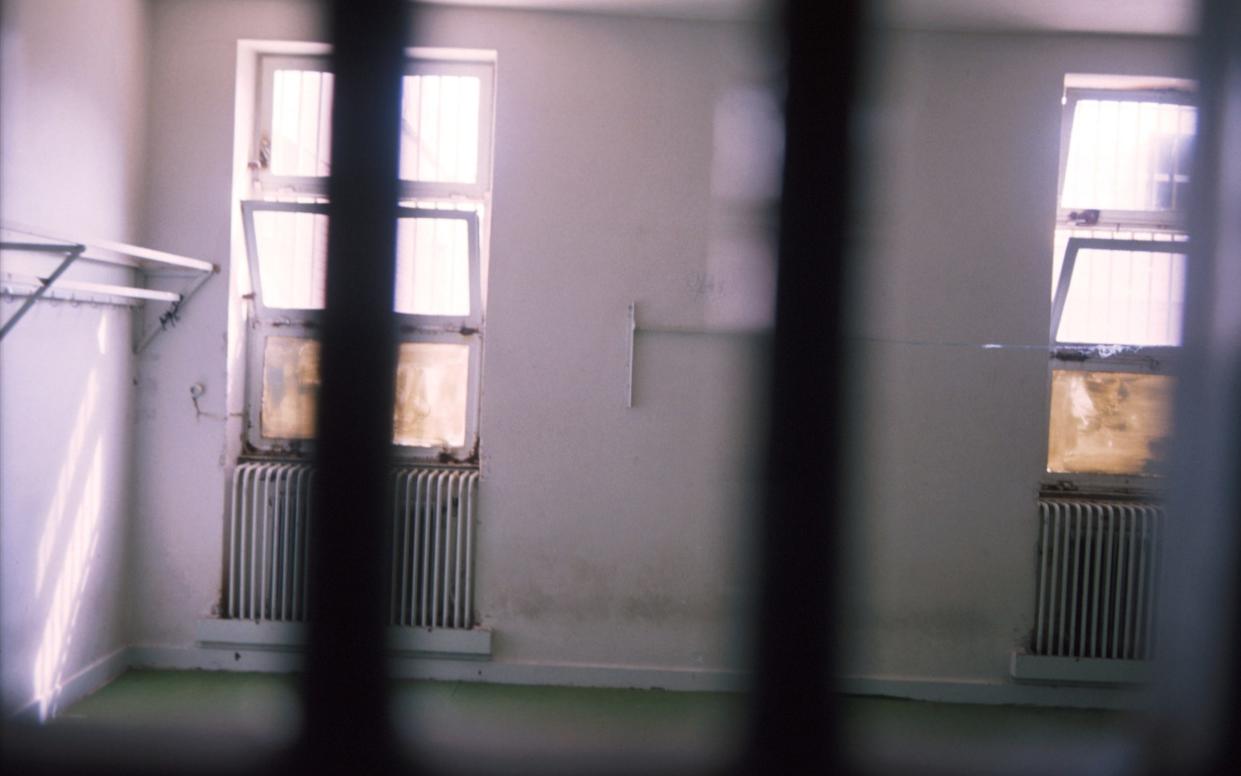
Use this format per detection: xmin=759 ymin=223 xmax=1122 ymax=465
xmin=35 ymin=370 xmax=100 ymax=592
xmin=33 ymin=435 xmax=104 ymax=720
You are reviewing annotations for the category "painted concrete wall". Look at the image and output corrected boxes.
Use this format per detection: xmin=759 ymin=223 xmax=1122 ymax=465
xmin=0 ymin=0 xmax=148 ymax=715
xmin=129 ymin=0 xmax=769 ymax=675
xmin=840 ymin=30 xmax=1191 ymax=684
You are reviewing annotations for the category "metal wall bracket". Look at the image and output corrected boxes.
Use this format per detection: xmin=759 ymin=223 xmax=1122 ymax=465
xmin=625 ymin=302 xmax=636 ymax=408
xmin=0 ymin=242 xmax=85 ymax=340
xmin=624 ymin=300 xmax=770 ymax=409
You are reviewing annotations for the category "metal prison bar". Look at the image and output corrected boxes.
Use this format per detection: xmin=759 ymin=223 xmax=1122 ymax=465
xmin=226 ymin=462 xmax=479 ymax=629
xmin=1034 ymin=498 xmax=1164 ymax=660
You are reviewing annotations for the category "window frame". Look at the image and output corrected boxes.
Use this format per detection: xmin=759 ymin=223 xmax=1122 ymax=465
xmin=1049 ymin=236 xmax=1188 ymax=353
xmin=240 ymin=199 xmax=483 ymax=328
xmin=239 ymin=50 xmax=493 ymax=462
xmin=253 ymin=54 xmax=496 ymax=200
xmin=1056 ymin=86 xmax=1195 ymax=232
xmin=1043 ymin=85 xmax=1195 ymax=492
xmin=240 ymin=200 xmax=484 ymax=460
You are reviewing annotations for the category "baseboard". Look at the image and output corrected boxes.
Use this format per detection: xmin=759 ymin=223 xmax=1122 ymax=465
xmin=125 ymin=644 xmax=746 ymax=692
xmin=387 ymin=657 xmax=748 ymax=692
xmin=10 ymin=646 xmax=130 ymax=722
xmin=837 ymin=675 xmax=1148 ymax=710
xmin=127 ymin=644 xmax=306 ymax=673
xmin=24 ymin=646 xmax=1148 ymax=712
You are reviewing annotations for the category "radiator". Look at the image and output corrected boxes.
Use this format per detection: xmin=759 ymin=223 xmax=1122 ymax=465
xmin=1034 ymin=498 xmax=1163 ymax=660
xmin=225 ymin=462 xmax=479 ymax=629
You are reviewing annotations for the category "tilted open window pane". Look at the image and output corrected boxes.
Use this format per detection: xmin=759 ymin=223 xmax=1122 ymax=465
xmin=251 ymin=207 xmax=329 ymax=310
xmin=1047 ymin=370 xmax=1174 ymax=475
xmin=393 ymin=343 xmax=470 ymax=448
xmin=395 ymin=215 xmax=469 ymax=316
xmin=1060 ymin=98 xmax=1196 ymax=213
xmin=261 ymin=336 xmax=320 ymax=439
xmin=1053 ymin=236 xmax=1187 ymax=346
xmin=242 ymin=202 xmax=479 ymax=322
xmin=269 ymin=68 xmax=334 ymax=177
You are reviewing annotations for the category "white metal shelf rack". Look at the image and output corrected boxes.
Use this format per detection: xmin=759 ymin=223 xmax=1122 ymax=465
xmin=0 ymin=223 xmax=217 ymax=352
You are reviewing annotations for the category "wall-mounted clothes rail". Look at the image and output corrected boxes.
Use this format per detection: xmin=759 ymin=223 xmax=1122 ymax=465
xmin=0 ymin=222 xmax=217 ymax=352
xmin=0 ymin=241 xmax=85 ymax=340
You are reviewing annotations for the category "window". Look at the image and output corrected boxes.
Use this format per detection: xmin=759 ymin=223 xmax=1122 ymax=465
xmin=240 ymin=51 xmax=494 ymax=460
xmin=1045 ymin=77 xmax=1194 ymax=487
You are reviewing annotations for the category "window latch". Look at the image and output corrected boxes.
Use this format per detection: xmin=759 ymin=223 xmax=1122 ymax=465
xmin=1068 ymin=209 xmax=1100 ymax=226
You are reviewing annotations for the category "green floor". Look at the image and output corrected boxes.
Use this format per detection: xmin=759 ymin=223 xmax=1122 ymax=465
xmin=51 ymin=670 xmax=1144 ymax=773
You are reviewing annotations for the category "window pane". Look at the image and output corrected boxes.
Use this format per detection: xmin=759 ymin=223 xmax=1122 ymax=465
xmin=250 ymin=208 xmax=470 ymax=314
xmin=261 ymin=337 xmax=320 ymax=439
xmin=1054 ymin=235 xmax=1187 ymax=346
xmin=1060 ymin=99 xmax=1195 ymax=212
xmin=252 ymin=209 xmax=329 ymax=309
xmin=266 ymin=68 xmax=483 ymax=184
xmin=394 ymin=216 xmax=470 ymax=315
xmin=394 ymin=343 xmax=469 ymax=448
xmin=1047 ymin=370 xmax=1173 ymax=475
xmin=269 ymin=69 xmax=334 ymax=177
xmin=400 ymin=74 xmax=481 ymax=184
xmin=261 ymin=338 xmax=470 ymax=449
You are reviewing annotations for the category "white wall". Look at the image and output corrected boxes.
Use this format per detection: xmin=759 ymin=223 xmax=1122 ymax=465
xmin=0 ymin=0 xmax=149 ymax=715
xmin=0 ymin=0 xmax=1197 ymax=709
xmin=129 ymin=0 xmax=769 ymax=676
xmin=840 ymin=29 xmax=1192 ymax=684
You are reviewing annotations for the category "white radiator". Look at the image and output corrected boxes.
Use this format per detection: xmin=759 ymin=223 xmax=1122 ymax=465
xmin=225 ymin=462 xmax=479 ymax=629
xmin=1034 ymin=498 xmax=1163 ymax=660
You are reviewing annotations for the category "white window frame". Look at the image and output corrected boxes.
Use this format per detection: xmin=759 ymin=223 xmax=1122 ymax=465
xmin=1044 ymin=84 xmax=1194 ymax=494
xmin=240 ymin=50 xmax=494 ymax=462
xmin=1056 ymin=86 xmax=1195 ymax=232
xmin=252 ymin=53 xmax=495 ymax=200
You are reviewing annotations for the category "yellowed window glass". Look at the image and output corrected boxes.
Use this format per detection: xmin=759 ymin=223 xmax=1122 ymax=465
xmin=1047 ymin=370 xmax=1174 ymax=475
xmin=261 ymin=336 xmax=321 ymax=439
xmin=394 ymin=343 xmax=469 ymax=448
xmin=261 ymin=338 xmax=469 ymax=448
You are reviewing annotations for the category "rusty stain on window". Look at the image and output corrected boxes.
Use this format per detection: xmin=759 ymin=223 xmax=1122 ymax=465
xmin=261 ymin=336 xmax=321 ymax=439
xmin=393 ymin=343 xmax=468 ymax=448
xmin=1047 ymin=370 xmax=1174 ymax=475
xmin=261 ymin=338 xmax=470 ymax=449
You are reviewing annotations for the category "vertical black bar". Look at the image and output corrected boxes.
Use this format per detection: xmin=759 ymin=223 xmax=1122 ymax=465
xmin=744 ymin=1 xmax=860 ymax=772
xmin=300 ymin=1 xmax=409 ymax=772
xmin=1151 ymin=0 xmax=1241 ymax=772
